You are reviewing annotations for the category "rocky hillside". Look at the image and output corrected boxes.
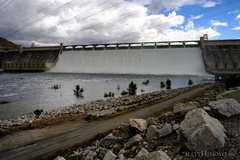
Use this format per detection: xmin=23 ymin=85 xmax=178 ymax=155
xmin=0 ymin=37 xmax=20 ymax=48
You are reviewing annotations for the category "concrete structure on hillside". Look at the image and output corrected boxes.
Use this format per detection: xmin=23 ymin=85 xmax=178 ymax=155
xmin=0 ymin=44 xmax=63 ymax=72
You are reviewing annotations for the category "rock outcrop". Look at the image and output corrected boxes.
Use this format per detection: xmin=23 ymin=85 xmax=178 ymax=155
xmin=179 ymin=108 xmax=226 ymax=152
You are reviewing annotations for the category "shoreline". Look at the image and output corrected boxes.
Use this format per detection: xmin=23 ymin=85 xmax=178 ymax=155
xmin=0 ymin=83 xmax=209 ymax=129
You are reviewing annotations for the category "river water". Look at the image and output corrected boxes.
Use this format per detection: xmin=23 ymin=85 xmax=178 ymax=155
xmin=0 ymin=73 xmax=213 ymax=120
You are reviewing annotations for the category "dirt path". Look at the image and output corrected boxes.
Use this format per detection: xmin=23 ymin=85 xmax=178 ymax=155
xmin=0 ymin=84 xmax=212 ymax=160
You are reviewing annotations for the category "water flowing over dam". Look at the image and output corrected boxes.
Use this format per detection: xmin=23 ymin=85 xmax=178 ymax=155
xmin=50 ymin=47 xmax=208 ymax=75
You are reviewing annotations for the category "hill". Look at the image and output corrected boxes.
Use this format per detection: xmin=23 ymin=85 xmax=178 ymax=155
xmin=0 ymin=37 xmax=20 ymax=48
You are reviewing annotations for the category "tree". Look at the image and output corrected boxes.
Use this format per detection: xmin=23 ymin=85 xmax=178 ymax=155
xmin=160 ymin=81 xmax=165 ymax=88
xmin=127 ymin=81 xmax=137 ymax=95
xmin=74 ymin=85 xmax=84 ymax=97
xmin=166 ymin=79 xmax=172 ymax=89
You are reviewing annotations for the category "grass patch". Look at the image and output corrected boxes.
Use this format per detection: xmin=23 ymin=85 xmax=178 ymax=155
xmin=6 ymin=114 xmax=87 ymax=134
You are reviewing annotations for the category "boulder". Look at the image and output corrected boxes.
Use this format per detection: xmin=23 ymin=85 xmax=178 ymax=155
xmin=146 ymin=125 xmax=157 ymax=139
xmin=156 ymin=124 xmax=172 ymax=138
xmin=99 ymin=134 xmax=120 ymax=149
xmin=179 ymin=108 xmax=226 ymax=152
xmin=134 ymin=150 xmax=171 ymax=160
xmin=54 ymin=156 xmax=66 ymax=160
xmin=135 ymin=147 xmax=149 ymax=158
xmin=129 ymin=118 xmax=148 ymax=132
xmin=209 ymin=99 xmax=240 ymax=117
xmin=124 ymin=134 xmax=143 ymax=150
xmin=173 ymin=101 xmax=199 ymax=115
xmin=103 ymin=150 xmax=117 ymax=160
xmin=112 ymin=123 xmax=136 ymax=139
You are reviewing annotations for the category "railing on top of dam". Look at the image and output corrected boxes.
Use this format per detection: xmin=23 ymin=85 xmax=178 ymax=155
xmin=63 ymin=41 xmax=200 ymax=51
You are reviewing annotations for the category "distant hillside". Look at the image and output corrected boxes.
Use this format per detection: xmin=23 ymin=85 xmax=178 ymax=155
xmin=0 ymin=37 xmax=20 ymax=48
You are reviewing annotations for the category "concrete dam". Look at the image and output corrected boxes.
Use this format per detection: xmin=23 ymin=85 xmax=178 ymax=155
xmin=1 ymin=35 xmax=240 ymax=76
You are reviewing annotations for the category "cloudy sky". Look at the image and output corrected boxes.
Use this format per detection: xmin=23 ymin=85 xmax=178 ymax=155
xmin=0 ymin=0 xmax=240 ymax=46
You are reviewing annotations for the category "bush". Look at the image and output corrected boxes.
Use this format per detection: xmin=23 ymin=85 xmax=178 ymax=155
xmin=74 ymin=85 xmax=84 ymax=97
xmin=127 ymin=81 xmax=137 ymax=95
xmin=225 ymin=74 xmax=240 ymax=89
xmin=166 ymin=79 xmax=172 ymax=89
xmin=0 ymin=101 xmax=9 ymax=104
xmin=84 ymin=114 xmax=99 ymax=121
xmin=142 ymin=80 xmax=150 ymax=85
xmin=121 ymin=90 xmax=128 ymax=95
xmin=51 ymin=85 xmax=60 ymax=89
xmin=188 ymin=79 xmax=193 ymax=85
xmin=34 ymin=109 xmax=43 ymax=118
xmin=160 ymin=81 xmax=165 ymax=88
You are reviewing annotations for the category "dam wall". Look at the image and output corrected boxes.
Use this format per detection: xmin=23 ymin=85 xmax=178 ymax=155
xmin=200 ymin=37 xmax=240 ymax=79
xmin=49 ymin=46 xmax=208 ymax=75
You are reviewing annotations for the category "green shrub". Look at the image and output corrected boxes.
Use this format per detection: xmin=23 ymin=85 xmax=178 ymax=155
xmin=34 ymin=109 xmax=43 ymax=118
xmin=127 ymin=81 xmax=137 ymax=95
xmin=166 ymin=79 xmax=172 ymax=89
xmin=0 ymin=101 xmax=9 ymax=104
xmin=84 ymin=114 xmax=99 ymax=121
xmin=74 ymin=85 xmax=84 ymax=97
xmin=142 ymin=80 xmax=150 ymax=85
xmin=121 ymin=90 xmax=128 ymax=95
xmin=188 ymin=79 xmax=193 ymax=85
xmin=160 ymin=81 xmax=165 ymax=88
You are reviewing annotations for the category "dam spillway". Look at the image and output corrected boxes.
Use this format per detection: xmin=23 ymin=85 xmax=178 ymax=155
xmin=49 ymin=45 xmax=208 ymax=75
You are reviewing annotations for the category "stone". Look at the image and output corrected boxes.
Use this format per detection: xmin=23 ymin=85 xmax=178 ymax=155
xmin=103 ymin=150 xmax=117 ymax=160
xmin=124 ymin=134 xmax=143 ymax=150
xmin=156 ymin=124 xmax=173 ymax=138
xmin=99 ymin=134 xmax=120 ymax=149
xmin=112 ymin=144 xmax=121 ymax=154
xmin=134 ymin=150 xmax=171 ymax=160
xmin=112 ymin=123 xmax=136 ymax=139
xmin=135 ymin=147 xmax=149 ymax=158
xmin=209 ymin=99 xmax=240 ymax=117
xmin=146 ymin=125 xmax=157 ymax=139
xmin=173 ymin=101 xmax=199 ymax=116
xmin=54 ymin=156 xmax=66 ymax=160
xmin=203 ymin=106 xmax=211 ymax=112
xmin=179 ymin=108 xmax=226 ymax=152
xmin=172 ymin=124 xmax=179 ymax=131
xmin=129 ymin=118 xmax=148 ymax=132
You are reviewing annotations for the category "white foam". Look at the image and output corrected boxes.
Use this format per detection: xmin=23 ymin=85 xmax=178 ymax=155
xmin=49 ymin=48 xmax=208 ymax=75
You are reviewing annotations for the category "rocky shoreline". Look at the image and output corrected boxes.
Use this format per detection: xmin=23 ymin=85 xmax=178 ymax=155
xmin=53 ymin=84 xmax=240 ymax=160
xmin=0 ymin=84 xmax=202 ymax=129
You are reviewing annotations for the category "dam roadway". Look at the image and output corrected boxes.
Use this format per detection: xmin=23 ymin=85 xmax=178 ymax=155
xmin=0 ymin=83 xmax=213 ymax=160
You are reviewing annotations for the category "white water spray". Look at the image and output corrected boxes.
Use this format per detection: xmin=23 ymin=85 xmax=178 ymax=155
xmin=49 ymin=47 xmax=208 ymax=75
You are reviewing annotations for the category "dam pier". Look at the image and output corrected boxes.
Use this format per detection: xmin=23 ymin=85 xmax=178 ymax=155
xmin=1 ymin=35 xmax=240 ymax=80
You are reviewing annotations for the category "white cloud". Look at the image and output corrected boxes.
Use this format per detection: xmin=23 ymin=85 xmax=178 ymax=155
xmin=0 ymin=0 xmax=222 ymax=46
xmin=228 ymin=9 xmax=239 ymax=14
xmin=202 ymin=1 xmax=219 ymax=8
xmin=210 ymin=20 xmax=228 ymax=27
xmin=191 ymin=14 xmax=204 ymax=20
xmin=232 ymin=27 xmax=240 ymax=30
xmin=185 ymin=21 xmax=194 ymax=30
xmin=236 ymin=14 xmax=240 ymax=19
